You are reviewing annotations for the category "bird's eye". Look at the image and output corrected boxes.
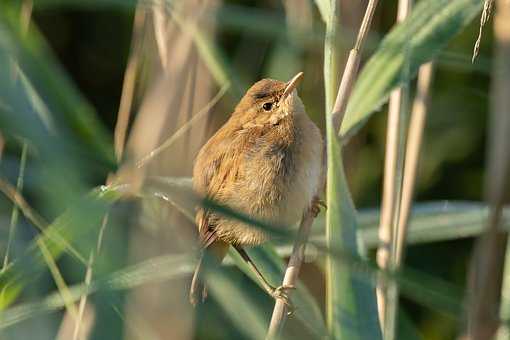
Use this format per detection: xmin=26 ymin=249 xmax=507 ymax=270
xmin=262 ymin=102 xmax=273 ymax=111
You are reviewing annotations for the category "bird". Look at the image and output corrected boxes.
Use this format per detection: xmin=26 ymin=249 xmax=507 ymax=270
xmin=190 ymin=72 xmax=324 ymax=308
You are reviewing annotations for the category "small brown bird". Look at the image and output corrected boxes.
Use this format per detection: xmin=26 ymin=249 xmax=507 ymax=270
xmin=190 ymin=72 xmax=324 ymax=307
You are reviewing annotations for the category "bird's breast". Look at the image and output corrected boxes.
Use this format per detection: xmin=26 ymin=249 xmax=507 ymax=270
xmin=232 ymin=114 xmax=323 ymax=228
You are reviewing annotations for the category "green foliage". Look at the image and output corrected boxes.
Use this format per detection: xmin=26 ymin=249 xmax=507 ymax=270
xmin=340 ymin=0 xmax=483 ymax=139
xmin=0 ymin=0 xmax=495 ymax=338
xmin=0 ymin=188 xmax=120 ymax=309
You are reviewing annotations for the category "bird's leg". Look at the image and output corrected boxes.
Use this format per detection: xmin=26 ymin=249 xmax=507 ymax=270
xmin=234 ymin=245 xmax=295 ymax=313
xmin=311 ymin=196 xmax=327 ymax=217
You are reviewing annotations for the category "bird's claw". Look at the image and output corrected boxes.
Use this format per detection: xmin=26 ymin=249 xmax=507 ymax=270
xmin=311 ymin=197 xmax=327 ymax=217
xmin=271 ymin=285 xmax=296 ymax=316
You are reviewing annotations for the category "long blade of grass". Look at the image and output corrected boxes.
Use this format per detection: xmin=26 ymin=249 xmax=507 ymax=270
xmin=339 ymin=0 xmax=483 ymax=140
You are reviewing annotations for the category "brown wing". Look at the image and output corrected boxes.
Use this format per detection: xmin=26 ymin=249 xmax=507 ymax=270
xmin=193 ymin=124 xmax=249 ymax=248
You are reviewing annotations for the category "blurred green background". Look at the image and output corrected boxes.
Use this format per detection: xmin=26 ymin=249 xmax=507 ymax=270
xmin=0 ymin=0 xmax=495 ymax=339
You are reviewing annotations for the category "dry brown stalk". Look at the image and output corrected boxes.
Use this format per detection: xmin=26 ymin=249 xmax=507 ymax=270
xmin=394 ymin=62 xmax=434 ymax=266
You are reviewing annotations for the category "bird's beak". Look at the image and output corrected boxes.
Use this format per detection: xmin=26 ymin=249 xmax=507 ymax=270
xmin=281 ymin=72 xmax=304 ymax=102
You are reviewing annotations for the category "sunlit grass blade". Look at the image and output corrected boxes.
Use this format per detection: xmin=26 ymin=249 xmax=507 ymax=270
xmin=340 ymin=0 xmax=483 ymax=139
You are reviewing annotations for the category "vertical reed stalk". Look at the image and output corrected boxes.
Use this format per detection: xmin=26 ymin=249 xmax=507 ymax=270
xmin=394 ymin=63 xmax=434 ymax=266
xmin=466 ymin=0 xmax=510 ymax=338
xmin=385 ymin=61 xmax=434 ymax=340
xmin=376 ymin=1 xmax=413 ymax=335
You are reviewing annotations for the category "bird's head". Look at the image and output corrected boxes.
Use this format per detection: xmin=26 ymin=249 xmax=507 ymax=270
xmin=233 ymin=72 xmax=305 ymax=128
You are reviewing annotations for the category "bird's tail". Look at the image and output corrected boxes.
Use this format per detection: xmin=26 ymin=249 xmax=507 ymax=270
xmin=189 ymin=254 xmax=207 ymax=306
xmin=189 ymin=241 xmax=229 ymax=306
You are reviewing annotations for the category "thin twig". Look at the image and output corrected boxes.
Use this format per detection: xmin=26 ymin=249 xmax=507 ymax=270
xmin=376 ymin=0 xmax=413 ymax=334
xmin=266 ymin=0 xmax=380 ymax=338
xmin=466 ymin=0 xmax=510 ymax=338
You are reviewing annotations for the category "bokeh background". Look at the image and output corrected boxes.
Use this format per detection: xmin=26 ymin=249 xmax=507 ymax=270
xmin=0 ymin=0 xmax=497 ymax=339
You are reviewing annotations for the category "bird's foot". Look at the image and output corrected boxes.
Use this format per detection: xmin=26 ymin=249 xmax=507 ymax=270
xmin=311 ymin=197 xmax=327 ymax=217
xmin=270 ymin=285 xmax=296 ymax=316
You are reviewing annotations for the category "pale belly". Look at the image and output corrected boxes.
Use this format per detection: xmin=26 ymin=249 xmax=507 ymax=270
xmin=218 ymin=115 xmax=323 ymax=246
